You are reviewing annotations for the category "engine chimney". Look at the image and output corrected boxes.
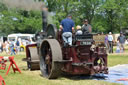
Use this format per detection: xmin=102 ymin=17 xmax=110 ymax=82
xmin=42 ymin=7 xmax=48 ymax=32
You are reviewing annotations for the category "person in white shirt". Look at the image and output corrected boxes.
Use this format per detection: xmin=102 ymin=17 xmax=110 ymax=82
xmin=5 ymin=41 xmax=9 ymax=54
xmin=75 ymin=25 xmax=82 ymax=35
xmin=108 ymin=32 xmax=113 ymax=53
xmin=0 ymin=41 xmax=2 ymax=53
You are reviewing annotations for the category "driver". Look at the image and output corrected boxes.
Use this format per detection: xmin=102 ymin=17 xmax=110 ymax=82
xmin=60 ymin=15 xmax=75 ymax=46
xmin=81 ymin=19 xmax=92 ymax=34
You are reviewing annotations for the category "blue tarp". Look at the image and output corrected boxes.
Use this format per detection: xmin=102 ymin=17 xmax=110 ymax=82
xmin=95 ymin=64 xmax=128 ymax=85
xmin=70 ymin=64 xmax=128 ymax=85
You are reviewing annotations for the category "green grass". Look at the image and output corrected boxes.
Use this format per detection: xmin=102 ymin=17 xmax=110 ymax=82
xmin=1 ymin=52 xmax=127 ymax=85
xmin=108 ymin=54 xmax=128 ymax=67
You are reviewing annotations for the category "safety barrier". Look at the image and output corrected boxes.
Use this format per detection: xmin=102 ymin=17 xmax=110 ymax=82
xmin=0 ymin=75 xmax=6 ymax=85
xmin=0 ymin=56 xmax=21 ymax=75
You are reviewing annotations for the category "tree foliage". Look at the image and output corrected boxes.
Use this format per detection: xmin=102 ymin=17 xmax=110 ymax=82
xmin=0 ymin=2 xmax=42 ymax=35
xmin=0 ymin=0 xmax=128 ymax=35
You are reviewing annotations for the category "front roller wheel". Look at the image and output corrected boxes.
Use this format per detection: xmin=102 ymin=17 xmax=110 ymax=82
xmin=39 ymin=39 xmax=62 ymax=79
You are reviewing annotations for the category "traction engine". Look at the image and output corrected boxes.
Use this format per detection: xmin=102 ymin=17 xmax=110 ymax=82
xmin=25 ymin=9 xmax=108 ymax=79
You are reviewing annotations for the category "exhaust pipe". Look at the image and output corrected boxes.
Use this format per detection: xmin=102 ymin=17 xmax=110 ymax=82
xmin=42 ymin=7 xmax=48 ymax=32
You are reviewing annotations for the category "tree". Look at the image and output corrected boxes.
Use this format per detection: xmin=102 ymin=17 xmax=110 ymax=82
xmin=101 ymin=0 xmax=128 ymax=33
xmin=1 ymin=0 xmax=128 ymax=34
xmin=0 ymin=1 xmax=42 ymax=35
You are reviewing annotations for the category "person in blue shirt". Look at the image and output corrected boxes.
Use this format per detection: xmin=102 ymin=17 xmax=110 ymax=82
xmin=10 ymin=41 xmax=16 ymax=55
xmin=16 ymin=39 xmax=20 ymax=54
xmin=60 ymin=15 xmax=75 ymax=46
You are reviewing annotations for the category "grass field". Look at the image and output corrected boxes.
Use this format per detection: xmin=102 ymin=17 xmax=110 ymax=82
xmin=0 ymin=51 xmax=128 ymax=85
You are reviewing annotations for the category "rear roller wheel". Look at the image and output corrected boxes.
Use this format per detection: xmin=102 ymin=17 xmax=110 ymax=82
xmin=27 ymin=61 xmax=40 ymax=70
xmin=39 ymin=39 xmax=62 ymax=79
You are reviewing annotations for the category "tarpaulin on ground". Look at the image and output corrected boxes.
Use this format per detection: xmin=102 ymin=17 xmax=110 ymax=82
xmin=95 ymin=64 xmax=128 ymax=85
xmin=69 ymin=64 xmax=128 ymax=85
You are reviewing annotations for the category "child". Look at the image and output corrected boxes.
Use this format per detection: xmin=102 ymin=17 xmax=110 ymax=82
xmin=75 ymin=25 xmax=82 ymax=35
xmin=116 ymin=41 xmax=120 ymax=53
xmin=10 ymin=41 xmax=16 ymax=55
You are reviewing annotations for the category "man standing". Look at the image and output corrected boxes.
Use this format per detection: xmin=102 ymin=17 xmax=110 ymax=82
xmin=16 ymin=39 xmax=20 ymax=54
xmin=117 ymin=32 xmax=126 ymax=52
xmin=60 ymin=15 xmax=75 ymax=46
xmin=81 ymin=19 xmax=92 ymax=34
xmin=108 ymin=32 xmax=113 ymax=53
xmin=104 ymin=34 xmax=109 ymax=53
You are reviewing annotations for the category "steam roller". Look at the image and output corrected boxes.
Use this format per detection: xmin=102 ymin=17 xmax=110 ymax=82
xmin=25 ymin=8 xmax=108 ymax=79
